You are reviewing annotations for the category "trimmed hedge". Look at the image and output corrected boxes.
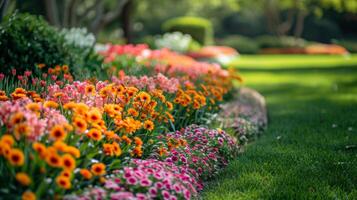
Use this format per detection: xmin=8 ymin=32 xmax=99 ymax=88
xmin=217 ymin=35 xmax=260 ymax=54
xmin=162 ymin=16 xmax=213 ymax=45
xmin=0 ymin=12 xmax=69 ymax=74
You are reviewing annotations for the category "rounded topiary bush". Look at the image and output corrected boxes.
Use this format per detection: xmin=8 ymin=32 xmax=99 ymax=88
xmin=162 ymin=16 xmax=213 ymax=45
xmin=0 ymin=12 xmax=70 ymax=74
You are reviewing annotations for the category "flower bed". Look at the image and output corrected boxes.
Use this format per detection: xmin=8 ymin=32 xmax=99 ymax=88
xmin=0 ymin=44 xmax=263 ymax=200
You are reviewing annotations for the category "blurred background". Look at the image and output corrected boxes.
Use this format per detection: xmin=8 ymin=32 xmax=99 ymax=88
xmin=1 ymin=0 xmax=356 ymax=55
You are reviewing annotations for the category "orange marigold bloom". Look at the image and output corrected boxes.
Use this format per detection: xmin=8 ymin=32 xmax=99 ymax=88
xmin=63 ymin=102 xmax=76 ymax=110
xmin=56 ymin=176 xmax=71 ymax=189
xmin=46 ymin=153 xmax=62 ymax=168
xmin=91 ymin=163 xmax=106 ymax=176
xmin=16 ymin=172 xmax=31 ymax=186
xmin=14 ymin=123 xmax=31 ymax=138
xmin=73 ymin=103 xmax=89 ymax=116
xmin=61 ymin=154 xmax=76 ymax=171
xmin=112 ymin=142 xmax=122 ymax=156
xmin=50 ymin=125 xmax=67 ymax=141
xmin=26 ymin=103 xmax=41 ymax=112
xmin=62 ymin=65 xmax=69 ymax=72
xmin=127 ymin=108 xmax=139 ymax=117
xmin=87 ymin=108 xmax=102 ymax=124
xmin=137 ymin=92 xmax=151 ymax=103
xmin=132 ymin=145 xmax=143 ymax=157
xmin=72 ymin=117 xmax=87 ymax=133
xmin=10 ymin=112 xmax=25 ymax=125
xmin=32 ymin=142 xmax=47 ymax=158
xmin=103 ymin=143 xmax=114 ymax=156
xmin=8 ymin=148 xmax=25 ymax=166
xmin=64 ymin=146 xmax=81 ymax=158
xmin=85 ymin=85 xmax=95 ymax=95
xmin=79 ymin=169 xmax=92 ymax=180
xmin=134 ymin=137 xmax=143 ymax=146
xmin=143 ymin=120 xmax=154 ymax=131
xmin=0 ymin=142 xmax=11 ymax=157
xmin=87 ymin=128 xmax=102 ymax=141
xmin=1 ymin=135 xmax=15 ymax=146
xmin=60 ymin=169 xmax=72 ymax=178
xmin=166 ymin=101 xmax=174 ymax=110
xmin=22 ymin=191 xmax=36 ymax=200
xmin=53 ymin=141 xmax=67 ymax=152
xmin=43 ymin=101 xmax=59 ymax=109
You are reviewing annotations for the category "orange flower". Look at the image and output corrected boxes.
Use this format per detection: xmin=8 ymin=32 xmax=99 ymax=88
xmin=16 ymin=172 xmax=31 ymax=186
xmin=73 ymin=103 xmax=89 ymax=116
xmin=56 ymin=176 xmax=71 ymax=189
xmin=79 ymin=169 xmax=92 ymax=180
xmin=8 ymin=148 xmax=24 ymax=166
xmin=37 ymin=63 xmax=46 ymax=69
xmin=112 ymin=142 xmax=122 ymax=156
xmin=85 ymin=85 xmax=95 ymax=95
xmin=1 ymin=135 xmax=15 ymax=146
xmin=0 ymin=143 xmax=11 ymax=157
xmin=134 ymin=137 xmax=143 ymax=146
xmin=14 ymin=123 xmax=31 ymax=138
xmin=63 ymin=102 xmax=76 ymax=110
xmin=166 ymin=101 xmax=174 ymax=110
xmin=50 ymin=125 xmax=67 ymax=141
xmin=10 ymin=112 xmax=25 ymax=124
xmin=132 ymin=145 xmax=143 ymax=157
xmin=61 ymin=154 xmax=76 ymax=171
xmin=103 ymin=143 xmax=114 ymax=156
xmin=43 ymin=101 xmax=59 ymax=109
xmin=91 ymin=163 xmax=106 ymax=176
xmin=64 ymin=146 xmax=80 ymax=158
xmin=26 ymin=103 xmax=41 ymax=112
xmin=137 ymin=92 xmax=151 ymax=103
xmin=22 ymin=191 xmax=36 ymax=200
xmin=143 ymin=120 xmax=154 ymax=131
xmin=53 ymin=141 xmax=67 ymax=152
xmin=46 ymin=153 xmax=62 ymax=168
xmin=87 ymin=128 xmax=102 ymax=141
xmin=62 ymin=65 xmax=69 ymax=72
xmin=60 ymin=170 xmax=72 ymax=178
xmin=127 ymin=108 xmax=139 ymax=117
xmin=87 ymin=108 xmax=102 ymax=124
xmin=32 ymin=142 xmax=47 ymax=158
xmin=72 ymin=117 xmax=87 ymax=133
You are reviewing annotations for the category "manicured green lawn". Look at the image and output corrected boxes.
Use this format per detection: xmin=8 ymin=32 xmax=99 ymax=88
xmin=228 ymin=54 xmax=357 ymax=69
xmin=202 ymin=55 xmax=357 ymax=199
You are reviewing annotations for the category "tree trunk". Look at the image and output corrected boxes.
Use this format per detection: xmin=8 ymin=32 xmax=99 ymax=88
xmin=294 ymin=10 xmax=307 ymax=38
xmin=0 ymin=0 xmax=9 ymax=21
xmin=121 ymin=0 xmax=133 ymax=43
xmin=43 ymin=0 xmax=60 ymax=27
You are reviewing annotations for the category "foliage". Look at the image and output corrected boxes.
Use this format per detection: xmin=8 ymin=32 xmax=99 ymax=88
xmin=217 ymin=35 xmax=260 ymax=54
xmin=162 ymin=16 xmax=213 ymax=45
xmin=256 ymin=35 xmax=308 ymax=49
xmin=0 ymin=12 xmax=70 ymax=75
xmin=332 ymin=39 xmax=357 ymax=53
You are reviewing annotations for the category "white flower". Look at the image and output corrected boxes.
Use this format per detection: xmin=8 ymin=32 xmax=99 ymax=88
xmin=155 ymin=32 xmax=192 ymax=53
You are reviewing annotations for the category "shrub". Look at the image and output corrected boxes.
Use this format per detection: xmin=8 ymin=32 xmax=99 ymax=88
xmin=256 ymin=35 xmax=307 ymax=49
xmin=0 ymin=12 xmax=70 ymax=75
xmin=217 ymin=35 xmax=260 ymax=54
xmin=0 ymin=13 xmax=102 ymax=78
xmin=332 ymin=39 xmax=357 ymax=53
xmin=162 ymin=16 xmax=213 ymax=45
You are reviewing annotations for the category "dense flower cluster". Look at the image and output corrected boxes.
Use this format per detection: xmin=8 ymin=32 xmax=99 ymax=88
xmin=0 ymin=44 xmax=244 ymax=200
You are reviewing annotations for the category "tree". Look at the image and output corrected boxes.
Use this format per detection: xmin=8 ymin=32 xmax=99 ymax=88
xmin=42 ymin=0 xmax=130 ymax=36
